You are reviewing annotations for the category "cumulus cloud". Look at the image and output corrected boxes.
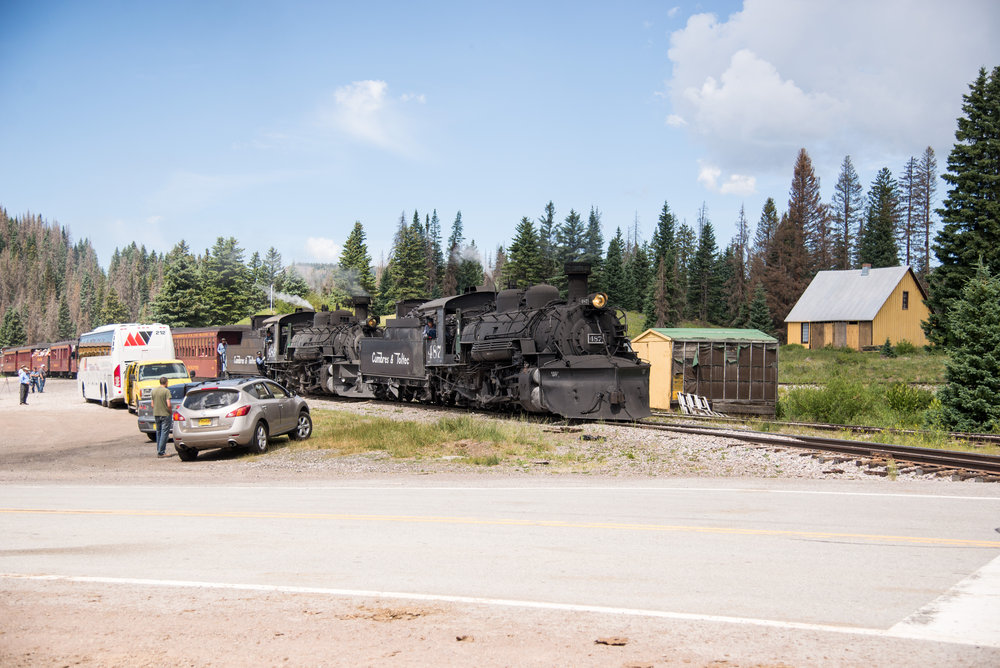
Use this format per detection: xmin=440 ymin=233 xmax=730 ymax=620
xmin=305 ymin=237 xmax=341 ymax=262
xmin=698 ymin=161 xmax=756 ymax=196
xmin=317 ymin=80 xmax=423 ymax=155
xmin=664 ymin=1 xmax=1000 ymax=178
xmin=665 ymin=114 xmax=687 ymax=127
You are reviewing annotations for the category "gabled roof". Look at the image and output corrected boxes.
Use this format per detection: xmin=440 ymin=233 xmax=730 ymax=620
xmin=784 ymin=266 xmax=923 ymax=323
xmin=634 ymin=328 xmax=777 ymax=343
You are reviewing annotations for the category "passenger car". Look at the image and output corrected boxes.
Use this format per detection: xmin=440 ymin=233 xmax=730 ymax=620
xmin=137 ymin=382 xmax=196 ymax=441
xmin=171 ymin=377 xmax=312 ymax=461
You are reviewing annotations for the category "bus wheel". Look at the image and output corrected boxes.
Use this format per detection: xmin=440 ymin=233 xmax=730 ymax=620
xmin=101 ymin=386 xmax=108 ymax=407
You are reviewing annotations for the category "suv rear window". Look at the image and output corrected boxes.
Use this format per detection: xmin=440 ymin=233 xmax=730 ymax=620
xmin=183 ymin=389 xmax=239 ymax=410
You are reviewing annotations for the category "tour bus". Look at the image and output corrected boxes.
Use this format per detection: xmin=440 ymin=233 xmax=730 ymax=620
xmin=77 ymin=323 xmax=175 ymax=407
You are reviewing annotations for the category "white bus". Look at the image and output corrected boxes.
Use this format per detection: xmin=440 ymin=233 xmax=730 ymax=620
xmin=77 ymin=323 xmax=175 ymax=407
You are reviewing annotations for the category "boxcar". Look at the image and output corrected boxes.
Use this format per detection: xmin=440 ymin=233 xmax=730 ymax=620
xmin=173 ymin=326 xmax=263 ymax=379
xmin=2 ymin=344 xmax=36 ymax=376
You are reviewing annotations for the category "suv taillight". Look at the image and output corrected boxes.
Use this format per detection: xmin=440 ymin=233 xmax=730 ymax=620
xmin=172 ymin=411 xmax=184 ymax=421
xmin=226 ymin=405 xmax=251 ymax=418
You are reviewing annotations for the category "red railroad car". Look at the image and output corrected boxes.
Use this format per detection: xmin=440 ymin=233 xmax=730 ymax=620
xmin=45 ymin=340 xmax=78 ymax=377
xmin=2 ymin=344 xmax=37 ymax=375
xmin=173 ymin=326 xmax=263 ymax=380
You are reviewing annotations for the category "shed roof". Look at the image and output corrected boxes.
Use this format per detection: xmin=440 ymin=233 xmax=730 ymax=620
xmin=634 ymin=328 xmax=777 ymax=343
xmin=784 ymin=266 xmax=920 ymax=323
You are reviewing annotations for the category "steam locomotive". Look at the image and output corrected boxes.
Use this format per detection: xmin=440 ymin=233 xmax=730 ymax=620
xmin=259 ymin=264 xmax=650 ymax=421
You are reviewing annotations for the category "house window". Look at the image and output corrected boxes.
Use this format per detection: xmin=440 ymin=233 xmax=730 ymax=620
xmin=801 ymin=323 xmax=810 ymax=344
xmin=902 ymin=291 xmax=909 ymax=310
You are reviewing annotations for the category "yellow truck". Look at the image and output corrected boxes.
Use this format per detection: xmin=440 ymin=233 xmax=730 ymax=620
xmin=123 ymin=359 xmax=191 ymax=412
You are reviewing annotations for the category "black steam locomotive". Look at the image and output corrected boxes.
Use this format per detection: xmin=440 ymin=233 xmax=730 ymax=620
xmin=258 ymin=264 xmax=650 ymax=421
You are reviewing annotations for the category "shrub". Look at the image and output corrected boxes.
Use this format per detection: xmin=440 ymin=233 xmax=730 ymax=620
xmin=781 ymin=376 xmax=877 ymax=424
xmin=885 ymin=382 xmax=934 ymax=413
xmin=894 ymin=339 xmax=918 ymax=355
xmin=879 ymin=338 xmax=896 ymax=358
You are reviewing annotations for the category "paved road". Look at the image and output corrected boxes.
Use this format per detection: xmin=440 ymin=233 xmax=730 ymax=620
xmin=3 ymin=479 xmax=999 ymax=649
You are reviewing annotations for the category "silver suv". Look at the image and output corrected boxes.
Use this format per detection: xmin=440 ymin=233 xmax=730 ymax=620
xmin=172 ymin=377 xmax=312 ymax=461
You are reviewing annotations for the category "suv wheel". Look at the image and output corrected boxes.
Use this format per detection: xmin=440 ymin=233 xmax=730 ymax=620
xmin=175 ymin=444 xmax=198 ymax=462
xmin=288 ymin=411 xmax=312 ymax=441
xmin=249 ymin=421 xmax=269 ymax=454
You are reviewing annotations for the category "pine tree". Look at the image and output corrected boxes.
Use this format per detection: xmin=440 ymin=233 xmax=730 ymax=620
xmin=830 ymin=156 xmax=864 ymax=270
xmin=857 ymin=168 xmax=901 ymax=268
xmin=583 ymin=207 xmax=605 ymax=291
xmin=934 ymin=261 xmax=1000 ymax=431
xmin=202 ymin=237 xmax=250 ymax=325
xmin=625 ymin=243 xmax=650 ymax=313
xmin=603 ymin=228 xmax=627 ymax=306
xmin=789 ymin=148 xmax=829 ymax=272
xmin=746 ymin=283 xmax=773 ymax=334
xmin=915 ymin=146 xmax=938 ymax=280
xmin=340 ymin=221 xmax=377 ymax=294
xmin=537 ymin=201 xmax=557 ymax=283
xmin=725 ymin=205 xmax=750 ymax=324
xmin=456 ymin=241 xmax=484 ymax=294
xmin=443 ymin=211 xmax=464 ymax=296
xmin=57 ymin=297 xmax=74 ymax=339
xmin=0 ymin=308 xmax=26 ymax=347
xmin=925 ymin=67 xmax=1000 ymax=347
xmin=504 ymin=217 xmax=542 ymax=288
xmin=898 ymin=156 xmax=920 ymax=267
xmin=687 ymin=213 xmax=718 ymax=323
xmin=555 ymin=209 xmax=586 ymax=266
xmin=152 ymin=242 xmax=208 ymax=327
xmin=101 ymin=287 xmax=130 ymax=325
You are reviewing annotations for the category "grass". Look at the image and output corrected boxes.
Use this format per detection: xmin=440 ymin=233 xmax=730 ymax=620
xmin=779 ymin=343 xmax=947 ymax=385
xmin=296 ymin=410 xmax=558 ymax=465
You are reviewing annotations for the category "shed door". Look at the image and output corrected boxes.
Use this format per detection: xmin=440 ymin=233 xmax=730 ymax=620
xmin=860 ymin=322 xmax=873 ymax=348
xmin=811 ymin=324 xmax=826 ymax=349
xmin=834 ymin=322 xmax=847 ymax=347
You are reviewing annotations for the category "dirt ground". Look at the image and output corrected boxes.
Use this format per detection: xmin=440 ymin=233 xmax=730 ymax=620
xmin=1 ymin=379 xmax=996 ymax=667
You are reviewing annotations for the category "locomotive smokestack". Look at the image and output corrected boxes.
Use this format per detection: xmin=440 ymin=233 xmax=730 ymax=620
xmin=351 ymin=296 xmax=371 ymax=322
xmin=564 ymin=262 xmax=591 ymax=303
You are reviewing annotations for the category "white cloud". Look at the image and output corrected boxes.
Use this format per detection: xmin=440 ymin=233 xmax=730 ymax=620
xmin=317 ymin=80 xmax=423 ymax=155
xmin=665 ymin=114 xmax=687 ymax=127
xmin=305 ymin=237 xmax=341 ymax=262
xmin=663 ymin=1 xmax=1000 ymax=177
xmin=697 ymin=161 xmax=757 ymax=196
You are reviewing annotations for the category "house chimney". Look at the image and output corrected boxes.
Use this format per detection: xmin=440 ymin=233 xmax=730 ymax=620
xmin=564 ymin=262 xmax=591 ymax=302
xmin=861 ymin=263 xmax=871 ymax=276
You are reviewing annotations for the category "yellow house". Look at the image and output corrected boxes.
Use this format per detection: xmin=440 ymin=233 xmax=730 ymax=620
xmin=784 ymin=265 xmax=930 ymax=349
xmin=632 ymin=328 xmax=778 ymax=415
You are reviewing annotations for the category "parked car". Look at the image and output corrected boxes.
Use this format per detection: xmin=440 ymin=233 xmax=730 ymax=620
xmin=123 ymin=359 xmax=191 ymax=412
xmin=137 ymin=382 xmax=197 ymax=441
xmin=171 ymin=377 xmax=312 ymax=461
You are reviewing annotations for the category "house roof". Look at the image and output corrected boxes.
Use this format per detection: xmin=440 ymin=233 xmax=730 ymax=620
xmin=784 ymin=266 xmax=921 ymax=322
xmin=634 ymin=328 xmax=777 ymax=343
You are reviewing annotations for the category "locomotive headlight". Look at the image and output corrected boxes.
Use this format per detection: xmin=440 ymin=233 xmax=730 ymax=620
xmin=590 ymin=293 xmax=608 ymax=309
xmin=366 ymin=316 xmax=378 ymax=328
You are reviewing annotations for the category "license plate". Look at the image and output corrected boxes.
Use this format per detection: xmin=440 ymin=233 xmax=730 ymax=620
xmin=198 ymin=418 xmax=212 ymax=427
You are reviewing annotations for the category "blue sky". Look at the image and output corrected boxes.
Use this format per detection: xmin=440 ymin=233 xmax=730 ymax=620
xmin=1 ymin=1 xmax=998 ymax=271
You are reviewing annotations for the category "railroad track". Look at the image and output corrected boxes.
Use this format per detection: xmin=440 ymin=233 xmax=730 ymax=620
xmin=637 ymin=421 xmax=1000 ymax=481
xmin=649 ymin=410 xmax=1000 ymax=447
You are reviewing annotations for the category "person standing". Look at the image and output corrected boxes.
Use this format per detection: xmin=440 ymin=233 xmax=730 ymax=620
xmin=38 ymin=365 xmax=46 ymax=393
xmin=29 ymin=367 xmax=39 ymax=393
xmin=151 ymin=376 xmax=172 ymax=458
xmin=18 ymin=366 xmax=30 ymax=405
xmin=216 ymin=339 xmax=228 ymax=377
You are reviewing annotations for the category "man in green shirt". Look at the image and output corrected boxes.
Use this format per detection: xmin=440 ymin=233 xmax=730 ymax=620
xmin=151 ymin=376 xmax=172 ymax=458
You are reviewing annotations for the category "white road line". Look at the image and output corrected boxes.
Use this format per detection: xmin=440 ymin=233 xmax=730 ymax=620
xmin=3 ymin=484 xmax=1000 ymax=501
xmin=0 ymin=572 xmax=989 ymax=647
xmin=890 ymin=553 xmax=1000 ymax=648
